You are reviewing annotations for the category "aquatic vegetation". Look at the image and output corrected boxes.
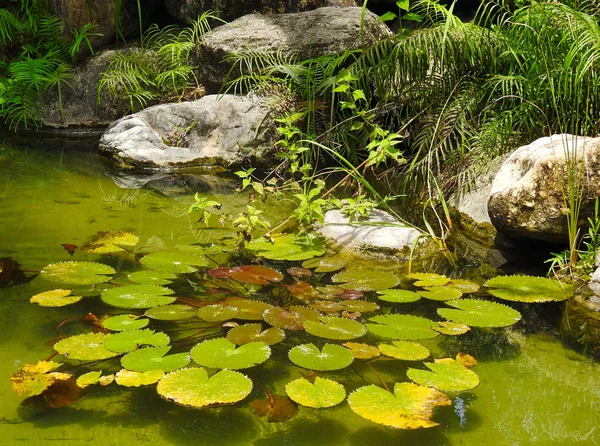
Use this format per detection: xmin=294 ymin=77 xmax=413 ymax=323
xmin=285 ymin=377 xmax=346 ymax=408
xmin=485 ymin=275 xmax=573 ymax=303
xmin=437 ymin=299 xmax=522 ymax=328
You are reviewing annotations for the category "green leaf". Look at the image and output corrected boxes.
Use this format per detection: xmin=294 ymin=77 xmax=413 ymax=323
xmin=303 ymin=315 xmax=367 ymax=340
xmin=221 ymin=298 xmax=274 ymax=320
xmin=197 ymin=304 xmax=239 ymax=322
xmin=128 ymin=270 xmax=177 ymax=286
xmin=407 ymin=358 xmax=479 ymax=391
xmin=352 ymin=90 xmax=367 ymax=102
xmin=30 ymin=289 xmax=82 ymax=307
xmin=288 ymin=343 xmax=354 ymax=371
xmin=378 ymin=11 xmax=397 ymax=21
xmin=366 ymin=314 xmax=438 ymax=340
xmin=417 ymin=286 xmax=462 ymax=301
xmin=102 ymin=314 xmax=149 ymax=331
xmin=76 ymin=371 xmax=102 ymax=388
xmin=433 ymin=322 xmax=470 ymax=336
xmin=226 ymin=323 xmax=285 ymax=346
xmin=396 ymin=0 xmax=409 ymax=12
xmin=246 ymin=234 xmax=326 ymax=261
xmin=145 ymin=304 xmax=196 ymax=321
xmin=80 ymin=231 xmax=139 ymax=254
xmin=377 ymin=289 xmax=421 ymax=303
xmin=407 ymin=273 xmax=450 ymax=287
xmin=120 ymin=346 xmax=190 ymax=372
xmin=157 ymin=368 xmax=252 ymax=408
xmin=41 ymin=261 xmax=115 ymax=285
xmin=101 ymin=285 xmax=175 ymax=309
xmin=347 ymin=382 xmax=451 ymax=429
xmin=378 ymin=341 xmax=430 ymax=361
xmin=437 ymin=299 xmax=521 ymax=327
xmin=484 ymin=275 xmax=573 ymax=302
xmin=11 ymin=361 xmax=71 ymax=398
xmin=302 ymin=256 xmax=345 ymax=273
xmin=115 ymin=369 xmax=164 ymax=387
xmin=54 ymin=333 xmax=119 ymax=361
xmin=140 ymin=251 xmax=209 ymax=273
xmin=191 ymin=338 xmax=271 ymax=370
xmin=285 ymin=377 xmax=346 ymax=408
xmin=332 ymin=269 xmax=400 ymax=291
xmin=104 ymin=329 xmax=170 ymax=353
xmin=403 ymin=12 xmax=422 ymax=22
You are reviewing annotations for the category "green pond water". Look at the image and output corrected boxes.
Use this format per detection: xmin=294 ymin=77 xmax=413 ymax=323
xmin=0 ymin=141 xmax=598 ymax=446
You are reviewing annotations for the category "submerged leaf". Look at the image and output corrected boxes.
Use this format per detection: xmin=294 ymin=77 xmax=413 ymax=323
xmin=366 ymin=314 xmax=438 ymax=340
xmin=304 ymin=315 xmax=367 ymax=340
xmin=285 ymin=377 xmax=346 ymax=408
xmin=250 ymin=395 xmax=298 ymax=423
xmin=115 ymin=369 xmax=164 ymax=387
xmin=54 ymin=333 xmax=119 ymax=360
xmin=288 ymin=343 xmax=354 ymax=371
xmin=41 ymin=261 xmax=115 ymax=285
xmin=378 ymin=341 xmax=430 ymax=361
xmin=226 ymin=323 xmax=285 ymax=346
xmin=332 ymin=269 xmax=400 ymax=291
xmin=30 ymin=289 xmax=82 ymax=307
xmin=485 ymin=275 xmax=573 ymax=302
xmin=102 ymin=314 xmax=149 ymax=331
xmin=407 ymin=358 xmax=479 ymax=392
xmin=437 ymin=299 xmax=521 ymax=327
xmin=120 ymin=346 xmax=190 ymax=372
xmin=101 ymin=284 xmax=175 ymax=309
xmin=347 ymin=383 xmax=451 ymax=429
xmin=191 ymin=338 xmax=271 ymax=369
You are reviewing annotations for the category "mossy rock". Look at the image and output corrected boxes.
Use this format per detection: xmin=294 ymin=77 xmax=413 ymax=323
xmin=562 ymin=291 xmax=600 ymax=358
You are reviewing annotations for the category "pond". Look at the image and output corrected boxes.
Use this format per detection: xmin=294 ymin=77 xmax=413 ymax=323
xmin=0 ymin=140 xmax=598 ymax=446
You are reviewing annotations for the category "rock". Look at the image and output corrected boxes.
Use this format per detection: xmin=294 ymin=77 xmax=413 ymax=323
xmin=98 ymin=94 xmax=277 ymax=169
xmin=562 ymin=288 xmax=600 ymax=358
xmin=165 ymin=0 xmax=358 ymax=24
xmin=195 ymin=7 xmax=392 ymax=89
xmin=488 ymin=134 xmax=600 ymax=243
xmin=41 ymin=49 xmax=131 ymax=129
xmin=316 ymin=209 xmax=424 ymax=257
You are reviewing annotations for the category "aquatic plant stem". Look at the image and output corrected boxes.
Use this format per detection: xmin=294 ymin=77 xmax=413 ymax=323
xmin=365 ymin=362 xmax=389 ymax=392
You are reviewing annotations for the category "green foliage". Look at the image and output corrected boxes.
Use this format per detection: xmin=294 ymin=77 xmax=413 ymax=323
xmin=41 ymin=261 xmax=115 ymax=285
xmin=285 ymin=377 xmax=346 ymax=408
xmin=485 ymin=275 xmax=573 ymax=303
xmin=120 ymin=346 xmax=190 ymax=372
xmin=366 ymin=314 xmax=439 ymax=340
xmin=101 ymin=284 xmax=175 ymax=309
xmin=191 ymin=338 xmax=271 ymax=370
xmin=437 ymin=298 xmax=522 ymax=328
xmin=407 ymin=357 xmax=479 ymax=392
xmin=288 ymin=343 xmax=354 ymax=371
xmin=54 ymin=333 xmax=119 ymax=361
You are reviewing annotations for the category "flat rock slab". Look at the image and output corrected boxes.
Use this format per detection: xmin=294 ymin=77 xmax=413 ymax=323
xmin=98 ymin=94 xmax=276 ymax=169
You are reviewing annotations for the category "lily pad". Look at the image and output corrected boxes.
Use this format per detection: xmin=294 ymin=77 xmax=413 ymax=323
xmin=302 ymin=256 xmax=346 ymax=273
xmin=417 ymin=286 xmax=462 ymax=301
xmin=221 ymin=298 xmax=274 ymax=320
xmin=332 ymin=269 xmax=400 ymax=291
xmin=285 ymin=377 xmax=346 ymax=408
xmin=263 ymin=305 xmax=321 ymax=330
xmin=41 ymin=261 xmax=115 ymax=285
xmin=378 ymin=341 xmax=430 ymax=361
xmin=120 ymin=346 xmax=190 ymax=372
xmin=76 ymin=371 xmax=102 ymax=388
xmin=433 ymin=322 xmax=470 ymax=336
xmin=341 ymin=300 xmax=379 ymax=313
xmin=246 ymin=234 xmax=326 ymax=261
xmin=157 ymin=368 xmax=252 ymax=408
xmin=140 ymin=251 xmax=208 ymax=274
xmin=191 ymin=338 xmax=271 ymax=370
xmin=30 ymin=289 xmax=82 ymax=307
xmin=484 ymin=275 xmax=573 ymax=302
xmin=342 ymin=342 xmax=380 ymax=359
xmin=366 ymin=314 xmax=438 ymax=340
xmin=11 ymin=361 xmax=71 ymax=397
xmin=347 ymin=382 xmax=451 ymax=429
xmin=250 ymin=395 xmax=298 ymax=423
xmin=408 ymin=273 xmax=450 ymax=287
xmin=101 ymin=285 xmax=175 ymax=309
xmin=304 ymin=315 xmax=367 ymax=340
xmin=54 ymin=333 xmax=119 ymax=360
xmin=102 ymin=314 xmax=149 ymax=331
xmin=80 ymin=231 xmax=139 ymax=254
xmin=98 ymin=375 xmax=114 ymax=386
xmin=197 ymin=304 xmax=239 ymax=322
xmin=115 ymin=369 xmax=164 ymax=387
xmin=145 ymin=304 xmax=196 ymax=320
xmin=288 ymin=343 xmax=354 ymax=371
xmin=407 ymin=358 xmax=480 ymax=391
xmin=226 ymin=323 xmax=285 ymax=346
xmin=104 ymin=329 xmax=170 ymax=353
xmin=377 ymin=289 xmax=421 ymax=303
xmin=447 ymin=279 xmax=480 ymax=294
xmin=437 ymin=299 xmax=521 ymax=327
xmin=229 ymin=265 xmax=283 ymax=285
xmin=128 ymin=270 xmax=177 ymax=286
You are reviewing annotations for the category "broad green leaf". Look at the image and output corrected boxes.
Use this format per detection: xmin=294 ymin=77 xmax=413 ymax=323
xmin=484 ymin=275 xmax=573 ymax=302
xmin=343 ymin=342 xmax=381 ymax=359
xmin=221 ymin=298 xmax=274 ymax=320
xmin=128 ymin=270 xmax=177 ymax=286
xmin=157 ymin=368 xmax=252 ymax=408
xmin=366 ymin=314 xmax=438 ymax=340
xmin=347 ymin=382 xmax=451 ymax=429
xmin=102 ymin=314 xmax=149 ymax=331
xmin=120 ymin=346 xmax=190 ymax=372
xmin=104 ymin=329 xmax=169 ymax=353
xmin=288 ymin=343 xmax=353 ymax=371
xmin=115 ymin=369 xmax=164 ymax=387
xmin=433 ymin=322 xmax=470 ymax=336
xmin=302 ymin=256 xmax=345 ymax=273
xmin=80 ymin=231 xmax=139 ymax=254
xmin=246 ymin=234 xmax=326 ymax=261
xmin=417 ymin=286 xmax=462 ymax=301
xmin=140 ymin=251 xmax=208 ymax=274
xmin=407 ymin=273 xmax=450 ymax=287
xmin=191 ymin=338 xmax=271 ymax=370
xmin=341 ymin=300 xmax=379 ymax=313
xmin=403 ymin=12 xmax=422 ymax=21
xmin=41 ymin=261 xmax=115 ymax=285
xmin=197 ymin=304 xmax=239 ymax=321
xmin=304 ymin=315 xmax=367 ymax=340
xmin=378 ymin=341 xmax=430 ymax=361
xmin=76 ymin=371 xmax=102 ymax=388
xmin=30 ymin=289 xmax=82 ymax=307
xmin=407 ymin=358 xmax=479 ymax=391
xmin=447 ymin=279 xmax=480 ymax=294
xmin=54 ymin=333 xmax=119 ymax=360
xmin=332 ymin=269 xmax=400 ymax=291
xmin=397 ymin=0 xmax=409 ymax=11
xmin=145 ymin=304 xmax=196 ymax=320
xmin=285 ymin=377 xmax=346 ymax=408
xmin=377 ymin=289 xmax=421 ymax=303
xmin=378 ymin=11 xmax=397 ymax=21
xmin=226 ymin=323 xmax=285 ymax=346
xmin=437 ymin=299 xmax=521 ymax=327
xmin=101 ymin=285 xmax=175 ymax=309
xmin=263 ymin=305 xmax=321 ymax=330
xmin=11 ymin=361 xmax=71 ymax=397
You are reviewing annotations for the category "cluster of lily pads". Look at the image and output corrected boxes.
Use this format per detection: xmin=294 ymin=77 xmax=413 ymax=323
xmin=11 ymin=231 xmax=574 ymax=429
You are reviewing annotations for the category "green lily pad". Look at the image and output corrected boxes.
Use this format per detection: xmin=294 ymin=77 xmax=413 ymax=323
xmin=347 ymin=382 xmax=451 ymax=429
xmin=128 ymin=270 xmax=177 ymax=286
xmin=378 ymin=341 xmax=430 ymax=361
xmin=115 ymin=369 xmax=164 ymax=387
xmin=30 ymin=289 xmax=82 ymax=307
xmin=288 ymin=343 xmax=354 ymax=371
xmin=41 ymin=261 xmax=115 ymax=285
xmin=304 ymin=315 xmax=367 ymax=340
xmin=76 ymin=371 xmax=102 ymax=388
xmin=447 ymin=279 xmax=480 ymax=294
xmin=246 ymin=234 xmax=326 ymax=261
xmin=120 ymin=346 xmax=190 ymax=372
xmin=437 ymin=299 xmax=521 ymax=327
xmin=191 ymin=338 xmax=271 ymax=370
xmin=145 ymin=304 xmax=196 ymax=321
xmin=433 ymin=322 xmax=470 ymax=336
xmin=484 ymin=275 xmax=573 ymax=302
xmin=11 ymin=361 xmax=71 ymax=397
xmin=101 ymin=285 xmax=175 ymax=309
xmin=102 ymin=314 xmax=149 ymax=331
xmin=366 ymin=314 xmax=438 ymax=340
xmin=285 ymin=377 xmax=346 ymax=408
xmin=104 ymin=329 xmax=170 ymax=353
xmin=407 ymin=358 xmax=480 ymax=391
xmin=197 ymin=304 xmax=239 ymax=322
xmin=80 ymin=231 xmax=139 ymax=254
xmin=302 ymin=256 xmax=346 ymax=273
xmin=140 ymin=251 xmax=209 ymax=274
xmin=157 ymin=368 xmax=252 ymax=408
xmin=417 ymin=286 xmax=462 ymax=301
xmin=332 ymin=269 xmax=400 ymax=291
xmin=54 ymin=333 xmax=119 ymax=361
xmin=221 ymin=298 xmax=274 ymax=320
xmin=342 ymin=342 xmax=381 ymax=359
xmin=263 ymin=305 xmax=321 ymax=330
xmin=341 ymin=300 xmax=379 ymax=313
xmin=226 ymin=323 xmax=285 ymax=346
xmin=408 ymin=273 xmax=450 ymax=287
xmin=377 ymin=289 xmax=421 ymax=303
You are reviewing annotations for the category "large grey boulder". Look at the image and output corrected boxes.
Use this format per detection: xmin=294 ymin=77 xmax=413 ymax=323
xmin=165 ymin=0 xmax=358 ymax=24
xmin=488 ymin=134 xmax=600 ymax=242
xmin=98 ymin=94 xmax=277 ymax=169
xmin=195 ymin=7 xmax=392 ymax=89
